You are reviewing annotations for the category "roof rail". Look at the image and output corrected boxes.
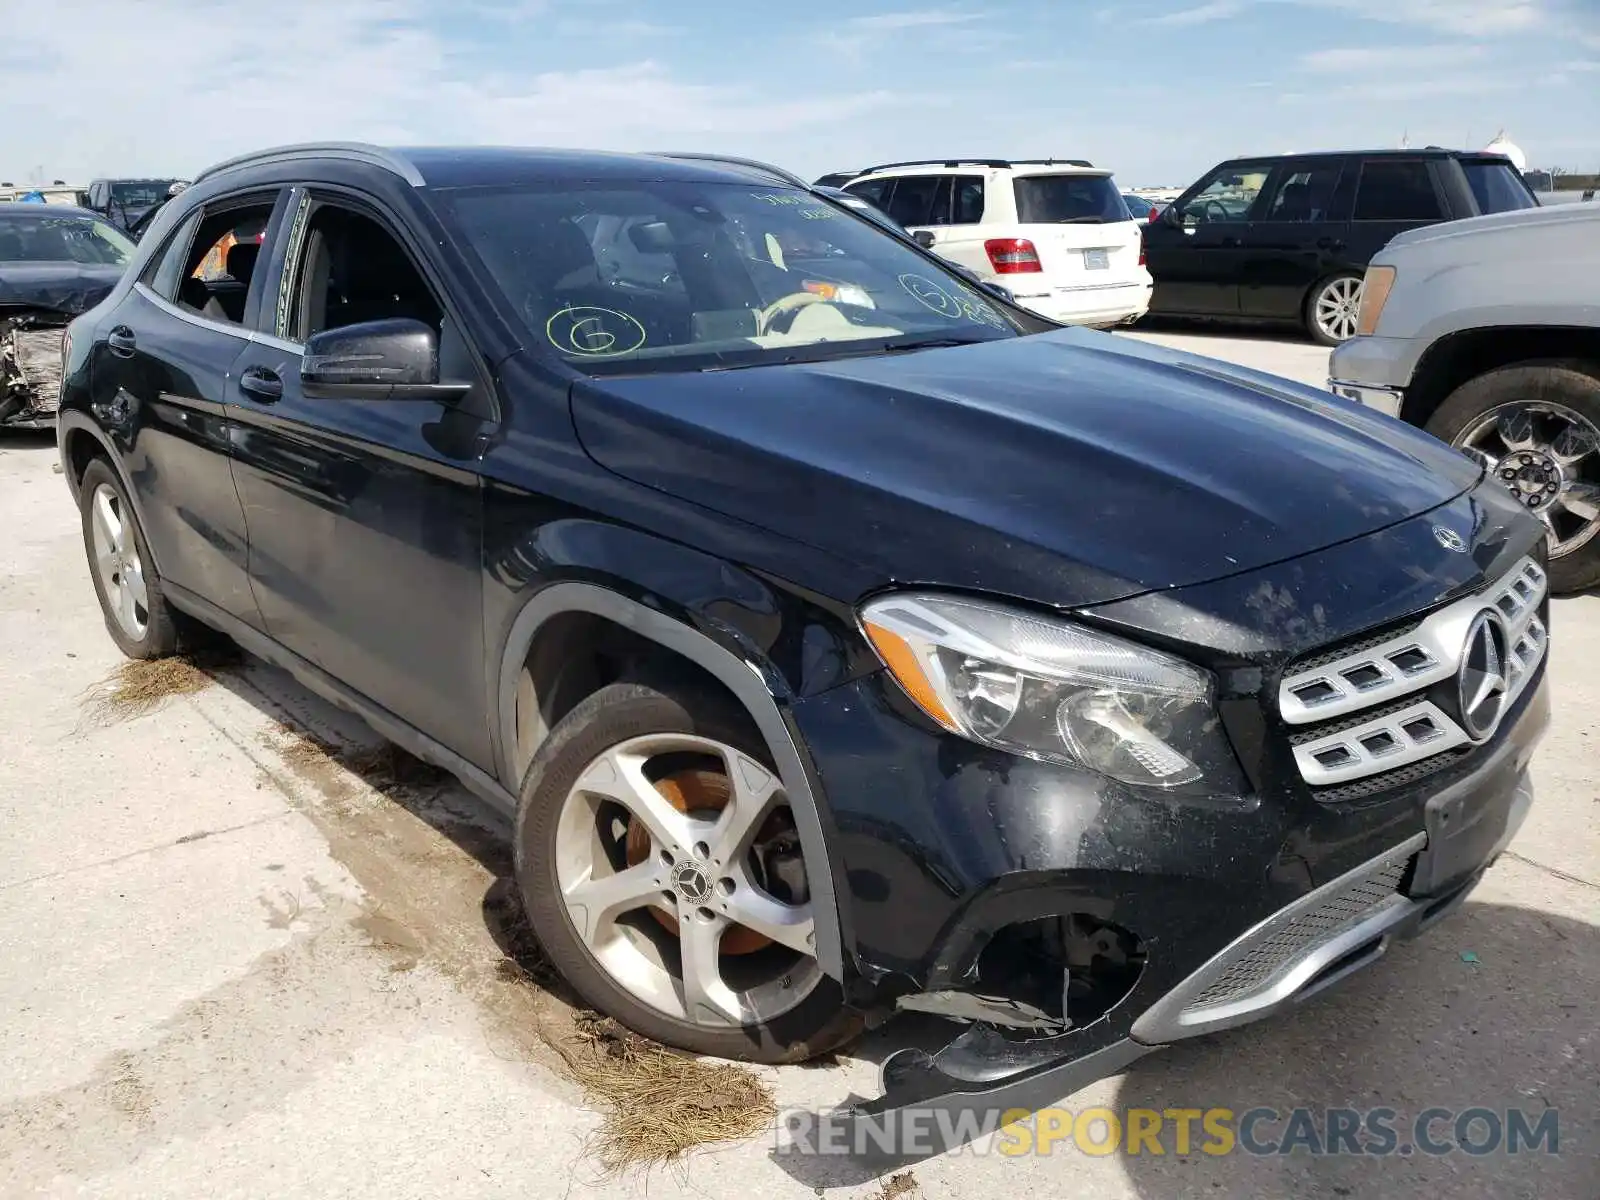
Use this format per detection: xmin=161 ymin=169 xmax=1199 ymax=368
xmin=855 ymin=157 xmax=1095 ymax=175
xmin=646 ymin=152 xmax=813 ymax=190
xmin=193 ymin=142 xmax=425 ymax=187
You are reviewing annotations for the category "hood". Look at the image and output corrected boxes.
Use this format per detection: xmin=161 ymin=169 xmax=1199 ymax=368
xmin=0 ymin=261 xmax=125 ymax=316
xmin=570 ymin=328 xmax=1483 ymax=608
xmin=1387 ymin=199 xmax=1600 ymax=252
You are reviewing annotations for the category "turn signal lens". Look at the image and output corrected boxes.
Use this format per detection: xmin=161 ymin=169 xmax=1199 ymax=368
xmin=1356 ymin=265 xmax=1396 ymax=337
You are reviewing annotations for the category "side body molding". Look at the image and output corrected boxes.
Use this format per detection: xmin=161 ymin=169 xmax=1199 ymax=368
xmin=495 ymin=582 xmax=847 ymax=980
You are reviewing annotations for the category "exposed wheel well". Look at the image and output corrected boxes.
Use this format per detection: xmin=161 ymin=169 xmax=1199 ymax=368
xmin=1401 ymin=326 xmax=1600 ymax=430
xmin=510 ymin=611 xmax=752 ymax=787
xmin=62 ymin=428 xmax=104 ymax=492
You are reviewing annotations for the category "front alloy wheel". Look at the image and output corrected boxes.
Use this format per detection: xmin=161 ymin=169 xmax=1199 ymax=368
xmin=514 ymin=680 xmax=857 ymax=1063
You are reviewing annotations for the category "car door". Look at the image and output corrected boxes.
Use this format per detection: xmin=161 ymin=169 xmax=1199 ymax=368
xmin=1143 ymin=162 xmax=1273 ymax=315
xmin=226 ymin=186 xmax=495 ymax=766
xmin=1343 ymin=158 xmax=1449 ymax=272
xmin=1238 ymin=157 xmax=1351 ymax=319
xmin=85 ymin=188 xmax=286 ymax=628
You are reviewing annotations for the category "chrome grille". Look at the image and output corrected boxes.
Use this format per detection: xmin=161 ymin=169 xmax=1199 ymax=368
xmin=1280 ymin=558 xmax=1547 ymax=787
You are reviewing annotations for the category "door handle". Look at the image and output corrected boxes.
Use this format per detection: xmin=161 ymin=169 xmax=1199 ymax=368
xmin=107 ymin=326 xmax=136 ymax=358
xmin=1220 ymin=235 xmax=1241 ymax=248
xmin=1316 ymin=237 xmax=1345 ymax=251
xmin=239 ymin=366 xmax=284 ymax=402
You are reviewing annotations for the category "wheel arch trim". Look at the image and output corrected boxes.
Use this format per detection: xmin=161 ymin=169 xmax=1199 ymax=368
xmin=495 ymin=581 xmax=847 ymax=980
xmin=57 ymin=413 xmax=166 ymax=577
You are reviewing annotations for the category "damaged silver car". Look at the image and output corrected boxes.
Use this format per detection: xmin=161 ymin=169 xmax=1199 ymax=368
xmin=1 ymin=204 xmax=132 ymax=428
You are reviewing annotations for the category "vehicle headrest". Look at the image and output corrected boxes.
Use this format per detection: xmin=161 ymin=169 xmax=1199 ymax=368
xmin=225 ymin=240 xmax=259 ymax=281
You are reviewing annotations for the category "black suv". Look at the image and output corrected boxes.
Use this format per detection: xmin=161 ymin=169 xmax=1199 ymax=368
xmin=1144 ymin=149 xmax=1539 ymax=345
xmin=58 ymin=144 xmax=1550 ymax=1135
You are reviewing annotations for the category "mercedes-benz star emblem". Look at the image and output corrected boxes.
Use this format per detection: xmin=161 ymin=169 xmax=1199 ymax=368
xmin=1457 ymin=610 xmax=1512 ymax=742
xmin=1433 ymin=525 xmax=1468 ymax=553
xmin=672 ymin=862 xmax=713 ymax=905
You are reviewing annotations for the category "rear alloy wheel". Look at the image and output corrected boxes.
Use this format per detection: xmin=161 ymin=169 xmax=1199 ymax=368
xmin=1307 ymin=274 xmax=1364 ymax=346
xmin=77 ymin=458 xmax=182 ymax=659
xmin=1426 ymin=363 xmax=1600 ymax=595
xmin=514 ymin=680 xmax=857 ymax=1063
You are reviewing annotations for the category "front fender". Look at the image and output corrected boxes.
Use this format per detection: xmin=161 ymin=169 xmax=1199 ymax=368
xmin=485 ymin=520 xmax=870 ymax=982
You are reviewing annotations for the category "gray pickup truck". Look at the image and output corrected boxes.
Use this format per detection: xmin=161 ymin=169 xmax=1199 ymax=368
xmin=1329 ymin=202 xmax=1600 ymax=594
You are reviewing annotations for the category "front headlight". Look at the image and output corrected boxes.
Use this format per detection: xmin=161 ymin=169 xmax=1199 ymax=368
xmin=860 ymin=593 xmax=1245 ymax=794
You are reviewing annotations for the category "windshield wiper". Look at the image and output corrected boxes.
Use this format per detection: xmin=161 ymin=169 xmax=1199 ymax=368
xmin=1057 ymin=216 xmax=1108 ymax=224
xmin=877 ymin=335 xmax=993 ymax=353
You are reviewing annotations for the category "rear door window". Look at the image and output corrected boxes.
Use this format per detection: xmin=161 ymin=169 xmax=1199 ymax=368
xmin=1462 ymin=160 xmax=1538 ymax=214
xmin=1013 ymin=174 xmax=1127 ymax=224
xmin=1353 ymin=161 xmax=1444 ymax=221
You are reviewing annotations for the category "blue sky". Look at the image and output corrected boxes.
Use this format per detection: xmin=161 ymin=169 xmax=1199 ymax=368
xmin=3 ymin=0 xmax=1597 ymax=188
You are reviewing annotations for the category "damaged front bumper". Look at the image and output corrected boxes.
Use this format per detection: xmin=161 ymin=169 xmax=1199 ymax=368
xmin=0 ymin=315 xmax=68 ymax=428
xmin=835 ymin=742 xmax=1538 ymax=1155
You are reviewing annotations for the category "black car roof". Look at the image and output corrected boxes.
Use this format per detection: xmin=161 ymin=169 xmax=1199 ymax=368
xmin=1218 ymin=148 xmax=1510 ymax=165
xmin=194 ymin=143 xmax=809 ymax=191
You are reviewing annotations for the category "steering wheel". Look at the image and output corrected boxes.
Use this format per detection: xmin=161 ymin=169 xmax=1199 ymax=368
xmin=756 ymin=290 xmax=828 ymax=335
xmin=1201 ymin=199 xmax=1232 ymax=223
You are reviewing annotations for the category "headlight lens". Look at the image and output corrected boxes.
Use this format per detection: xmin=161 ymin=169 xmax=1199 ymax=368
xmin=860 ymin=593 xmax=1245 ymax=793
xmin=1355 ymin=265 xmax=1395 ymax=337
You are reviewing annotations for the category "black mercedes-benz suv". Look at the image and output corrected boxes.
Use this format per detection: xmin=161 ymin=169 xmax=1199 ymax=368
xmin=58 ymin=144 xmax=1549 ymax=1133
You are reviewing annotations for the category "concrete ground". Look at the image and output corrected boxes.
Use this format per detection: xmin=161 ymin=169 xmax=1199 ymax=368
xmin=1 ymin=328 xmax=1594 ymax=1199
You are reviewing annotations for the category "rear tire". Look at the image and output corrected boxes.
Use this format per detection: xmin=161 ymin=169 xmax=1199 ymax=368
xmin=78 ymin=458 xmax=183 ymax=659
xmin=513 ymin=679 xmax=859 ymax=1064
xmin=1305 ymin=273 xmax=1364 ymax=347
xmin=1425 ymin=363 xmax=1600 ymax=596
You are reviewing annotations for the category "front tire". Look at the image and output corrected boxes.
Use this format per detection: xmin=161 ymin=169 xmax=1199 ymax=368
xmin=1426 ymin=363 xmax=1600 ymax=596
xmin=1305 ymin=273 xmax=1364 ymax=347
xmin=513 ymin=679 xmax=858 ymax=1063
xmin=78 ymin=458 xmax=182 ymax=659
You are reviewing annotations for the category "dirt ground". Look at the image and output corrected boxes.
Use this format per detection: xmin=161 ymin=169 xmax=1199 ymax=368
xmin=1 ymin=329 xmax=1594 ymax=1198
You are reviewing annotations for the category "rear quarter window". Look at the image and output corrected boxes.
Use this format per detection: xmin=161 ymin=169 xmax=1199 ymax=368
xmin=1462 ymin=161 xmax=1538 ymax=214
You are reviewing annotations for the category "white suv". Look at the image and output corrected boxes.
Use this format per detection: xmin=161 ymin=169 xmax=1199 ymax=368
xmin=836 ymin=159 xmax=1152 ymax=326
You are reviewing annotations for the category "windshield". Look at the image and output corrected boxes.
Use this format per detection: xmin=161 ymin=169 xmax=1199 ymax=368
xmin=1122 ymin=194 xmax=1155 ymax=217
xmin=111 ymin=182 xmax=175 ymax=211
xmin=1014 ymin=174 xmax=1129 ymax=224
xmin=0 ymin=214 xmax=135 ymax=265
xmin=439 ymin=181 xmax=1021 ymax=376
xmin=1462 ymin=161 xmax=1538 ymax=214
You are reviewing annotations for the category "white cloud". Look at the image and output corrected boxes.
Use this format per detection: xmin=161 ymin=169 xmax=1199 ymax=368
xmin=842 ymin=9 xmax=979 ymax=31
xmin=1297 ymin=0 xmax=1545 ymax=35
xmin=1142 ymin=2 xmax=1249 ymax=27
xmin=0 ymin=0 xmax=890 ymax=181
xmin=1299 ymin=43 xmax=1490 ymax=72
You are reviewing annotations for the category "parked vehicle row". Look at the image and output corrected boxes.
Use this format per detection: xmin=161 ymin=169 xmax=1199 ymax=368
xmin=818 ymin=148 xmax=1542 ymax=347
xmin=54 ymin=142 xmax=1552 ymax=1144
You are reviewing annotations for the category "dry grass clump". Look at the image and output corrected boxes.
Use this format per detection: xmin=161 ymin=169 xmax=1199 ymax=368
xmin=80 ymin=656 xmax=219 ymax=725
xmin=549 ymin=1012 xmax=777 ymax=1175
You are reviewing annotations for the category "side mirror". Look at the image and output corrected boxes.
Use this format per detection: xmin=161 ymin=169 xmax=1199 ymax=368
xmin=912 ymin=229 xmax=937 ymax=249
xmin=979 ymin=280 xmax=1014 ymax=304
xmin=301 ymin=318 xmax=469 ymax=402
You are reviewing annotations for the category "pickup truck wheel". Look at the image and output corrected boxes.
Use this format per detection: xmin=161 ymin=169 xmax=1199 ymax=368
xmin=78 ymin=458 xmax=182 ymax=659
xmin=1427 ymin=363 xmax=1600 ymax=595
xmin=1306 ymin=273 xmax=1364 ymax=346
xmin=514 ymin=680 xmax=858 ymax=1064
